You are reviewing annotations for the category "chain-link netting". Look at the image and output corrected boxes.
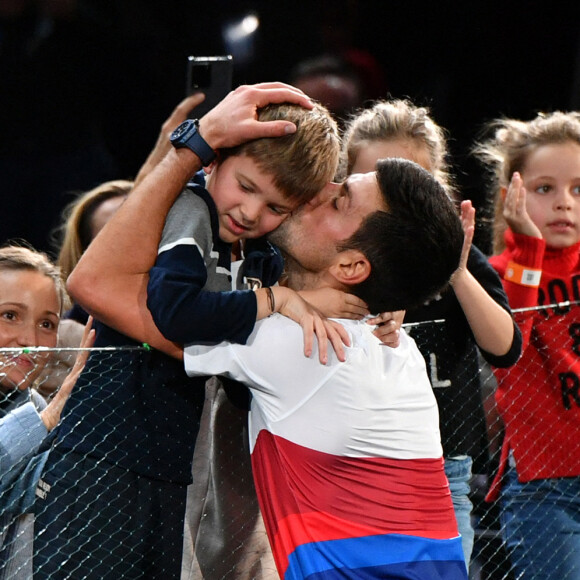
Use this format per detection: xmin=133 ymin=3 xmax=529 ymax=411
xmin=0 ymin=304 xmax=579 ymax=579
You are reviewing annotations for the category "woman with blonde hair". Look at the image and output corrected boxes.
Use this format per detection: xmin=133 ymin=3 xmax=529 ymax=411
xmin=55 ymin=180 xmax=132 ymax=282
xmin=52 ymin=180 xmax=131 ymax=327
xmin=0 ymin=245 xmax=93 ymax=579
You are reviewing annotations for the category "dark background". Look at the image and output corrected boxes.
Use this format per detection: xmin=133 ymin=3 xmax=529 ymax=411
xmin=2 ymin=0 xmax=579 ymax=255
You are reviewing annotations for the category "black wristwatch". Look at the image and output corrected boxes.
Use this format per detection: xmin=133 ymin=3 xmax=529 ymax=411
xmin=170 ymin=119 xmax=216 ymax=167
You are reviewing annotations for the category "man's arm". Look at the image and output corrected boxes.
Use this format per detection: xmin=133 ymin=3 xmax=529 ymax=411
xmin=67 ymin=83 xmax=313 ymax=358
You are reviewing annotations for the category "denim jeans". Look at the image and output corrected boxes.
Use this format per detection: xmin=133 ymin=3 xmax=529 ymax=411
xmin=445 ymin=456 xmax=474 ymax=570
xmin=500 ymin=465 xmax=580 ymax=580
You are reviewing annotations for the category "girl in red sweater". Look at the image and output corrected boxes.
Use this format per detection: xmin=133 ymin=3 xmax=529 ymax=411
xmin=476 ymin=111 xmax=580 ymax=580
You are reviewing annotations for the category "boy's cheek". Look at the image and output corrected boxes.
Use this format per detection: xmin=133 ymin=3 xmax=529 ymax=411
xmin=255 ymin=215 xmax=288 ymax=238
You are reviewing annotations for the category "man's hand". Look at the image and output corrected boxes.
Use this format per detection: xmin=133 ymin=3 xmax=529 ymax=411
xmin=199 ymin=83 xmax=313 ymax=151
xmin=137 ymin=82 xmax=312 ymax=186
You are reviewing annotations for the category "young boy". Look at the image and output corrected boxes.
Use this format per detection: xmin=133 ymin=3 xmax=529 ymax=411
xmin=34 ymin=86 xmax=340 ymax=579
xmin=146 ymin=102 xmax=340 ymax=349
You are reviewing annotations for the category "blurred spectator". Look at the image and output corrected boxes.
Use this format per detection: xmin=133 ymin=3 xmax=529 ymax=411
xmin=289 ymin=55 xmax=366 ymax=129
xmin=53 ymin=180 xmax=131 ymax=281
xmin=315 ymin=0 xmax=387 ymax=101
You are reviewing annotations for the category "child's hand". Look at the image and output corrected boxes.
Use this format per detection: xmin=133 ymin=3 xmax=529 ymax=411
xmin=298 ymin=288 xmax=369 ymax=320
xmin=275 ymin=287 xmax=350 ymax=364
xmin=366 ymin=311 xmax=405 ymax=348
xmin=40 ymin=317 xmax=96 ymax=431
xmin=450 ymin=199 xmax=475 ymax=286
xmin=503 ymin=172 xmax=542 ymax=239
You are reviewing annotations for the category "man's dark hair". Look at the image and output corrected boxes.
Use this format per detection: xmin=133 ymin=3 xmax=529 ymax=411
xmin=340 ymin=157 xmax=463 ymax=313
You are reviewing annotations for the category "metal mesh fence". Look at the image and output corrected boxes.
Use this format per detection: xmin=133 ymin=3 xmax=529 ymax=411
xmin=0 ymin=304 xmax=578 ymax=579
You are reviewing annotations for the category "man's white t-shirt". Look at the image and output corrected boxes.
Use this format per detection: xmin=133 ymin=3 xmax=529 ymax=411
xmin=184 ymin=317 xmax=466 ymax=579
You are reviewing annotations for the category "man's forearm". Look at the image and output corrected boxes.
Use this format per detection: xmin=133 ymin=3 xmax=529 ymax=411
xmin=67 ymin=147 xmax=202 ymax=322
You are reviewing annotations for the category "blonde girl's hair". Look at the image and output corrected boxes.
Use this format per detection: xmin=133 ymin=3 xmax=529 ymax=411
xmin=338 ymin=98 xmax=454 ymax=197
xmin=474 ymin=111 xmax=580 ymax=254
xmin=55 ymin=180 xmax=133 ymax=280
xmin=0 ymin=245 xmax=67 ymax=315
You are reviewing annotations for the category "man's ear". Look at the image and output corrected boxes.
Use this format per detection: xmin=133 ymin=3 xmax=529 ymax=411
xmin=500 ymin=185 xmax=507 ymax=201
xmin=329 ymin=250 xmax=371 ymax=286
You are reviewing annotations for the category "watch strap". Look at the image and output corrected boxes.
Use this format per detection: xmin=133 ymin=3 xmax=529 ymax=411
xmin=171 ymin=119 xmax=216 ymax=167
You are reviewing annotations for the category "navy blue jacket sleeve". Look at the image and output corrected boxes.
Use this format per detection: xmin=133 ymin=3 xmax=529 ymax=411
xmin=147 ymin=244 xmax=257 ymax=345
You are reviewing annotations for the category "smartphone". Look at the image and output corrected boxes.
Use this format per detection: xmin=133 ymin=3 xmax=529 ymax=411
xmin=186 ymin=55 xmax=234 ymax=118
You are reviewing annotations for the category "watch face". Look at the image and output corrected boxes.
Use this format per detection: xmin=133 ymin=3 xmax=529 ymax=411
xmin=169 ymin=118 xmax=215 ymax=165
xmin=171 ymin=121 xmax=193 ymax=141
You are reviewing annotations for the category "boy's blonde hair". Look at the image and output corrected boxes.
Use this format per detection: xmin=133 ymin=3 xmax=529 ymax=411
xmin=338 ymin=99 xmax=454 ymax=197
xmin=219 ymin=102 xmax=340 ymax=204
xmin=474 ymin=111 xmax=580 ymax=254
xmin=0 ymin=245 xmax=67 ymax=315
xmin=55 ymin=180 xmax=133 ymax=280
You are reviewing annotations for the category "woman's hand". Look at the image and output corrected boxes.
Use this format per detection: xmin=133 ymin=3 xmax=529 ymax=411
xmin=40 ymin=317 xmax=96 ymax=431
